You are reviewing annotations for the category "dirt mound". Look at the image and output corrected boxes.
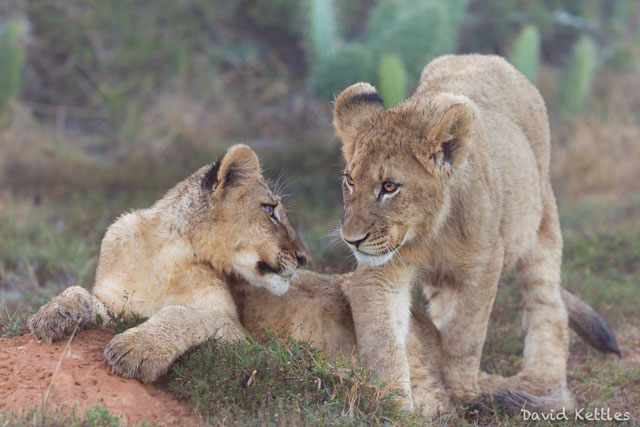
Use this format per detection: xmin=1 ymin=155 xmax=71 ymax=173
xmin=0 ymin=329 xmax=201 ymax=426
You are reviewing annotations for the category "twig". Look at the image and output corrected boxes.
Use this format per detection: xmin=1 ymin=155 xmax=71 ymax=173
xmin=42 ymin=323 xmax=79 ymax=411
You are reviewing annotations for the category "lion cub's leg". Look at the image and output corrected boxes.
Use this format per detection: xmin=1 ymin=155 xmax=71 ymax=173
xmin=103 ymin=282 xmax=245 ymax=383
xmin=29 ymin=286 xmax=109 ymax=343
xmin=345 ymin=266 xmax=415 ymax=410
xmin=407 ymin=309 xmax=451 ymax=417
xmin=428 ymin=261 xmax=501 ymax=403
xmin=510 ymin=191 xmax=571 ymax=407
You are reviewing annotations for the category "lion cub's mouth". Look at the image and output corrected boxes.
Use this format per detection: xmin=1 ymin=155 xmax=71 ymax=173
xmin=256 ymin=261 xmax=295 ymax=279
xmin=351 ymin=248 xmax=397 ymax=267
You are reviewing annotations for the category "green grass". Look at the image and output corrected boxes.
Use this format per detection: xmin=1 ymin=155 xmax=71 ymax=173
xmin=167 ymin=333 xmax=425 ymax=425
xmin=1 ymin=405 xmax=125 ymax=427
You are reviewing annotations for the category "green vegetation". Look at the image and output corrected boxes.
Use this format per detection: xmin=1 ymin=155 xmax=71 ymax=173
xmin=560 ymin=35 xmax=597 ymax=115
xmin=307 ymin=0 xmax=338 ymax=64
xmin=0 ymin=19 xmax=26 ymax=114
xmin=378 ymin=54 xmax=408 ymax=108
xmin=308 ymin=0 xmax=468 ymax=100
xmin=1 ymin=405 xmax=123 ymax=427
xmin=308 ymin=43 xmax=374 ymax=100
xmin=168 ymin=333 xmax=420 ymax=424
xmin=509 ymin=24 xmax=541 ymax=83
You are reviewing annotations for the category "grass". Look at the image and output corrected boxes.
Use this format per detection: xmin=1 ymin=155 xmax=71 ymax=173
xmin=167 ymin=333 xmax=420 ymax=425
xmin=1 ymin=405 xmax=125 ymax=427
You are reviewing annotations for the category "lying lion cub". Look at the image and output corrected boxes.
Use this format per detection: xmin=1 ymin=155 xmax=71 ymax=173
xmin=29 ymin=144 xmax=308 ymax=383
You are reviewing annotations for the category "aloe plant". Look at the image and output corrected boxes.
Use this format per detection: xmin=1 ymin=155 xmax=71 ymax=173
xmin=560 ymin=35 xmax=597 ymax=115
xmin=510 ymin=24 xmax=541 ymax=83
xmin=0 ymin=19 xmax=27 ymax=113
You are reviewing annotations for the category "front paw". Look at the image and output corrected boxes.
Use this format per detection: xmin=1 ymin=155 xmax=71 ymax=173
xmin=29 ymin=287 xmax=95 ymax=343
xmin=103 ymin=327 xmax=173 ymax=383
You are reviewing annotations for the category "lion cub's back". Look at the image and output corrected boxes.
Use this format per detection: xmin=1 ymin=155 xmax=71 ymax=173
xmin=419 ymin=55 xmax=555 ymax=264
xmin=418 ymin=54 xmax=551 ymax=179
xmin=241 ymin=270 xmax=357 ymax=357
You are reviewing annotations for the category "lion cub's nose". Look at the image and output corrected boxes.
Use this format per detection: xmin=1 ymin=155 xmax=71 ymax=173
xmin=344 ymin=232 xmax=370 ymax=249
xmin=295 ymin=251 xmax=307 ymax=268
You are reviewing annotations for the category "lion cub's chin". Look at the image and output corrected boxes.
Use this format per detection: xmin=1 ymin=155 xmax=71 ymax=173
xmin=352 ymin=250 xmax=395 ymax=267
xmin=235 ymin=267 xmax=291 ymax=296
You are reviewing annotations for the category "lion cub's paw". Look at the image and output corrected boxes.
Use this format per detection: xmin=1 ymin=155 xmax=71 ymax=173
xmin=103 ymin=326 xmax=173 ymax=383
xmin=29 ymin=286 xmax=95 ymax=343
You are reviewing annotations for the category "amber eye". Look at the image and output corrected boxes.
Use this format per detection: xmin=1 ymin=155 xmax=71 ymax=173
xmin=264 ymin=205 xmax=275 ymax=217
xmin=382 ymin=181 xmax=397 ymax=193
xmin=345 ymin=175 xmax=355 ymax=187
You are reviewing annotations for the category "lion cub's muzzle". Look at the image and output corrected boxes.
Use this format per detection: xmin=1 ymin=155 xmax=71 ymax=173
xmin=255 ymin=250 xmax=307 ymax=279
xmin=342 ymin=229 xmax=404 ymax=267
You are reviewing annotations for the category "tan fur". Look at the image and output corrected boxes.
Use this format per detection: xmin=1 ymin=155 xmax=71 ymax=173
xmin=333 ymin=54 xmax=572 ymax=410
xmin=236 ymin=270 xmax=450 ymax=417
xmin=29 ymin=144 xmax=308 ymax=383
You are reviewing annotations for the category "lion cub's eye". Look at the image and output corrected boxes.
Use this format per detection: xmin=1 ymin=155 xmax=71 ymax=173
xmin=382 ymin=181 xmax=398 ymax=194
xmin=345 ymin=175 xmax=355 ymax=187
xmin=264 ymin=204 xmax=276 ymax=218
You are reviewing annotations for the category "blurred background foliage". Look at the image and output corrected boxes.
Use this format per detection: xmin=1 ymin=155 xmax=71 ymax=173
xmin=1 ymin=0 xmax=639 ymax=309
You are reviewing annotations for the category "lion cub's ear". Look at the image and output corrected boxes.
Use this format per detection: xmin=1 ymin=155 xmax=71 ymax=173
xmin=333 ymin=83 xmax=385 ymax=161
xmin=422 ymin=103 xmax=474 ymax=171
xmin=202 ymin=144 xmax=260 ymax=192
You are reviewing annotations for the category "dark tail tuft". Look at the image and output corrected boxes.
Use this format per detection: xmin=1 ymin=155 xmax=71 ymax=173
xmin=562 ymin=289 xmax=621 ymax=356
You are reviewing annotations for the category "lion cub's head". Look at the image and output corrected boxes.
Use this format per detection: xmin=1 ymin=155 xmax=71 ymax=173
xmin=191 ymin=144 xmax=307 ymax=295
xmin=333 ymin=83 xmax=475 ymax=267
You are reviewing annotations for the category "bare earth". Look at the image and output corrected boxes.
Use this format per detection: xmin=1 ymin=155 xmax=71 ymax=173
xmin=0 ymin=329 xmax=201 ymax=426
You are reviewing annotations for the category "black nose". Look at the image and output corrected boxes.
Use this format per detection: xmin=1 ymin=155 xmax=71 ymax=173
xmin=344 ymin=233 xmax=370 ymax=248
xmin=296 ymin=252 xmax=307 ymax=268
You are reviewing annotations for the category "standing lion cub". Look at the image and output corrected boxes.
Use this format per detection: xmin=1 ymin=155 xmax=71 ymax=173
xmin=332 ymin=54 xmax=595 ymax=411
xmin=29 ymin=144 xmax=308 ymax=383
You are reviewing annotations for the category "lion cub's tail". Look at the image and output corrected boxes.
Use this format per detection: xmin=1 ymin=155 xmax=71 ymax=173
xmin=562 ymin=288 xmax=620 ymax=356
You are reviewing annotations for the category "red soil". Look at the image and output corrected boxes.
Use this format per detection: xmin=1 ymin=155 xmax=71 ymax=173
xmin=0 ymin=329 xmax=201 ymax=426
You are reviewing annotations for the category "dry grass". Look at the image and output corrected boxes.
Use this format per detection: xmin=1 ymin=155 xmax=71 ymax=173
xmin=549 ymin=55 xmax=640 ymax=200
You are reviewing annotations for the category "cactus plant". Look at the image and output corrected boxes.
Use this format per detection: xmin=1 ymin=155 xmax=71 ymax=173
xmin=0 ymin=19 xmax=26 ymax=113
xmin=560 ymin=35 xmax=597 ymax=115
xmin=378 ymin=54 xmax=407 ymax=108
xmin=366 ymin=0 xmax=449 ymax=84
xmin=307 ymin=0 xmax=338 ymax=64
xmin=510 ymin=24 xmax=541 ymax=83
xmin=308 ymin=43 xmax=374 ymax=100
xmin=306 ymin=0 xmax=469 ymax=100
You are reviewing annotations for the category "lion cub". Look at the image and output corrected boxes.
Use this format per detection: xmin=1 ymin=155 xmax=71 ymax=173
xmin=29 ymin=144 xmax=308 ymax=383
xmin=332 ymin=54 xmax=604 ymax=411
